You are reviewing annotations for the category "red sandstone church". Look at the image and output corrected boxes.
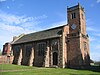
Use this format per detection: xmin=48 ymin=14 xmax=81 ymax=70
xmin=3 ymin=3 xmax=90 ymax=68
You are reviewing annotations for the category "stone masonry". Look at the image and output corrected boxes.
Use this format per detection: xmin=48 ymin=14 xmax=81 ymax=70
xmin=4 ymin=3 xmax=90 ymax=68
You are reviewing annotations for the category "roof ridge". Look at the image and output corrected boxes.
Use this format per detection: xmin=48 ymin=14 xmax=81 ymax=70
xmin=25 ymin=24 xmax=67 ymax=35
xmin=11 ymin=34 xmax=25 ymax=44
xmin=12 ymin=24 xmax=68 ymax=44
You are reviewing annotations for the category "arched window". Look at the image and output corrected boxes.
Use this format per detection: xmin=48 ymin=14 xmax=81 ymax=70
xmin=51 ymin=39 xmax=59 ymax=51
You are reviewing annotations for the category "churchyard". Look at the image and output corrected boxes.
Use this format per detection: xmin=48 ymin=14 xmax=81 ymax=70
xmin=0 ymin=64 xmax=100 ymax=75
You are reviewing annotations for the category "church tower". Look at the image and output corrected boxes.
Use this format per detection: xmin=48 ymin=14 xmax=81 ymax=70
xmin=67 ymin=3 xmax=90 ymax=68
xmin=67 ymin=3 xmax=86 ymax=35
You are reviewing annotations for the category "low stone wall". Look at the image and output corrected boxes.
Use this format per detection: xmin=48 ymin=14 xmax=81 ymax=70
xmin=0 ymin=55 xmax=14 ymax=64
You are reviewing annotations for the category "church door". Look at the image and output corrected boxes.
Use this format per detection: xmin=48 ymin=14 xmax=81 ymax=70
xmin=53 ymin=52 xmax=58 ymax=65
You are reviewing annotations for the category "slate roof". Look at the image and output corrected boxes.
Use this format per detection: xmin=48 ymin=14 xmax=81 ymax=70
xmin=12 ymin=25 xmax=66 ymax=45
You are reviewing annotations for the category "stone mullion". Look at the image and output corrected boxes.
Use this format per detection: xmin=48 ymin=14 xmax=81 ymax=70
xmin=59 ymin=37 xmax=63 ymax=68
xmin=17 ymin=46 xmax=22 ymax=65
xmin=44 ymin=40 xmax=50 ymax=67
xmin=62 ymin=31 xmax=66 ymax=68
xmin=21 ymin=44 xmax=26 ymax=65
xmin=49 ymin=41 xmax=51 ymax=67
xmin=58 ymin=29 xmax=65 ymax=68
xmin=58 ymin=39 xmax=60 ymax=67
xmin=28 ymin=43 xmax=34 ymax=66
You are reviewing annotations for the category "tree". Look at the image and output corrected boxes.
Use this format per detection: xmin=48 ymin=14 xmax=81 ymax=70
xmin=0 ymin=49 xmax=2 ymax=56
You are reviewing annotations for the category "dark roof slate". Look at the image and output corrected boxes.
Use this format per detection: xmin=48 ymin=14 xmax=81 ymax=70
xmin=12 ymin=25 xmax=65 ymax=44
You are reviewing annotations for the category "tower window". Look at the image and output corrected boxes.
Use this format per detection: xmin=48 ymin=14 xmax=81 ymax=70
xmin=71 ymin=13 xmax=76 ymax=19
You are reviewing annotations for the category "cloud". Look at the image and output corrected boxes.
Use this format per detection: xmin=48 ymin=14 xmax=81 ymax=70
xmin=86 ymin=19 xmax=94 ymax=25
xmin=0 ymin=0 xmax=14 ymax=2
xmin=50 ymin=20 xmax=67 ymax=28
xmin=0 ymin=10 xmax=48 ymax=50
xmin=97 ymin=0 xmax=100 ymax=3
xmin=86 ymin=19 xmax=100 ymax=32
xmin=33 ymin=15 xmax=48 ymax=20
xmin=90 ymin=4 xmax=94 ymax=7
xmin=95 ymin=45 xmax=100 ymax=50
xmin=86 ymin=19 xmax=99 ymax=32
xmin=94 ymin=34 xmax=100 ymax=37
xmin=89 ymin=37 xmax=96 ymax=42
xmin=86 ymin=27 xmax=98 ymax=32
xmin=12 ymin=0 xmax=15 ymax=2
xmin=0 ymin=12 xmax=24 ymax=25
xmin=7 ymin=6 xmax=10 ymax=9
xmin=0 ymin=11 xmax=47 ymax=29
xmin=0 ymin=11 xmax=42 ymax=25
xmin=0 ymin=23 xmax=24 ymax=33
xmin=91 ymin=52 xmax=100 ymax=61
xmin=0 ymin=0 xmax=6 ymax=2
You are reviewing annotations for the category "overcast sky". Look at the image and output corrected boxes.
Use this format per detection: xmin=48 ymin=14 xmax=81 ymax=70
xmin=0 ymin=0 xmax=100 ymax=61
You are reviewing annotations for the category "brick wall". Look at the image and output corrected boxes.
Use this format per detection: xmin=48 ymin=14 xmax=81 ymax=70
xmin=0 ymin=55 xmax=14 ymax=64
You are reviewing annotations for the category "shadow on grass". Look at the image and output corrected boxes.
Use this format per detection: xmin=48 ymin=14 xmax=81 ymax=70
xmin=69 ymin=65 xmax=100 ymax=73
xmin=88 ymin=65 xmax=100 ymax=72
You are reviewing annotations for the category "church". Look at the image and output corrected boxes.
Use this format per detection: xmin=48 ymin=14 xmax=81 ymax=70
xmin=11 ymin=3 xmax=90 ymax=68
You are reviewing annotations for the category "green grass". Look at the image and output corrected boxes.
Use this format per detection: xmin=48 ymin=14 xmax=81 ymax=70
xmin=0 ymin=64 xmax=36 ymax=70
xmin=0 ymin=64 xmax=100 ymax=75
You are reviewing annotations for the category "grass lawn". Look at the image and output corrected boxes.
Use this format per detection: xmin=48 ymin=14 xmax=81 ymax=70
xmin=0 ymin=64 xmax=100 ymax=75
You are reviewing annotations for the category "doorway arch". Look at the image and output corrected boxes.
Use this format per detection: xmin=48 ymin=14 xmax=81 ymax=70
xmin=53 ymin=52 xmax=58 ymax=65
